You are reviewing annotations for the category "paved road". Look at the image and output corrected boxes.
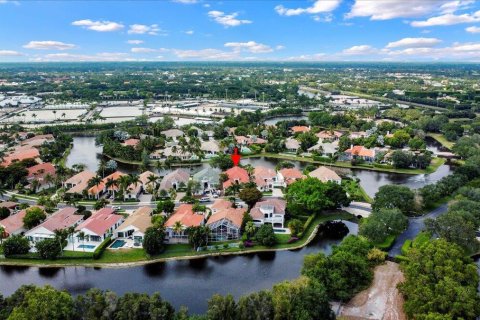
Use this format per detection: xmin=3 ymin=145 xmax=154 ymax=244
xmin=388 ymin=203 xmax=448 ymax=256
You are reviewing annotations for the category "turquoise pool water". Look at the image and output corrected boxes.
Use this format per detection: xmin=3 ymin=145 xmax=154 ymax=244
xmin=78 ymin=244 xmax=96 ymax=249
xmin=273 ymin=229 xmax=287 ymax=233
xmin=110 ymin=240 xmax=126 ymax=249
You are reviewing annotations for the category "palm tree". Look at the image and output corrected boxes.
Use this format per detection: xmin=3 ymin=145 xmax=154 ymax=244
xmin=44 ymin=173 xmax=54 ymax=188
xmin=77 ymin=231 xmax=86 ymax=251
xmin=54 ymin=229 xmax=69 ymax=256
xmin=52 ymin=110 xmax=57 ymax=121
xmin=105 ymin=178 xmax=118 ymax=198
xmin=66 ymin=197 xmax=77 ymax=207
xmin=0 ymin=226 xmax=5 ymax=244
xmin=98 ymin=159 xmax=107 ymax=178
xmin=173 ymin=221 xmax=183 ymax=239
xmin=32 ymin=113 xmax=37 ymax=122
xmin=129 ymin=174 xmax=140 ymax=188
xmin=147 ymin=174 xmax=158 ymax=190
xmin=168 ymin=188 xmax=177 ymax=201
xmin=88 ymin=176 xmax=102 ymax=188
xmin=67 ymin=226 xmax=76 ymax=252
xmin=30 ymin=179 xmax=40 ymax=193
xmin=61 ymin=112 xmax=66 ymax=120
xmin=245 ymin=221 xmax=256 ymax=240
xmin=118 ymin=175 xmax=131 ymax=194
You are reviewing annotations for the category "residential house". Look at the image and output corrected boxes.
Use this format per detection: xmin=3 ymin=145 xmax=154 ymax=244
xmin=21 ymin=134 xmax=55 ymax=147
xmin=75 ymin=208 xmax=124 ymax=242
xmin=115 ymin=207 xmax=153 ymax=244
xmin=316 ymin=130 xmax=343 ymax=141
xmin=207 ymin=207 xmax=246 ymax=241
xmin=122 ymin=138 xmax=140 ymax=147
xmin=349 ymin=131 xmax=368 ymax=139
xmin=277 ymin=168 xmax=304 ymax=186
xmin=290 ymin=126 xmax=310 ymax=134
xmin=235 ymin=135 xmax=267 ymax=146
xmin=161 ymin=146 xmax=198 ymax=161
xmin=193 ymin=167 xmax=221 ymax=192
xmin=27 ymin=162 xmax=57 ymax=191
xmin=165 ymin=204 xmax=204 ymax=240
xmin=87 ymin=171 xmax=125 ymax=199
xmin=138 ymin=171 xmax=159 ymax=194
xmin=0 ymin=201 xmax=19 ymax=212
xmin=64 ymin=170 xmax=96 ymax=196
xmin=250 ymin=198 xmax=286 ymax=228
xmin=0 ymin=207 xmax=41 ymax=237
xmin=149 ymin=150 xmax=163 ymax=160
xmin=285 ymin=138 xmax=300 ymax=153
xmin=210 ymin=199 xmax=233 ymax=214
xmin=159 ymin=169 xmax=190 ymax=190
xmin=222 ymin=166 xmax=250 ymax=189
xmin=25 ymin=207 xmax=83 ymax=244
xmin=308 ymin=140 xmax=339 ymax=157
xmin=1 ymin=147 xmax=40 ymax=167
xmin=161 ymin=129 xmax=184 ymax=141
xmin=200 ymin=140 xmax=221 ymax=158
xmin=253 ymin=166 xmax=278 ymax=192
xmin=344 ymin=145 xmax=376 ymax=162
xmin=308 ymin=166 xmax=342 ymax=184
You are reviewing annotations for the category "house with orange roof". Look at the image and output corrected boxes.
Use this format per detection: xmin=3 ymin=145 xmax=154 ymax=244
xmin=165 ymin=204 xmax=205 ymax=240
xmin=253 ymin=166 xmax=278 ymax=192
xmin=0 ymin=206 xmax=42 ymax=237
xmin=290 ymin=126 xmax=310 ymax=134
xmin=21 ymin=134 xmax=55 ymax=147
xmin=1 ymin=147 xmax=40 ymax=167
xmin=277 ymin=168 xmax=304 ymax=186
xmin=64 ymin=170 xmax=96 ymax=195
xmin=75 ymin=207 xmax=124 ymax=243
xmin=308 ymin=166 xmax=342 ymax=184
xmin=25 ymin=207 xmax=83 ymax=244
xmin=27 ymin=162 xmax=57 ymax=191
xmin=235 ymin=135 xmax=267 ymax=146
xmin=210 ymin=199 xmax=232 ymax=214
xmin=222 ymin=166 xmax=250 ymax=189
xmin=207 ymin=207 xmax=246 ymax=241
xmin=344 ymin=145 xmax=376 ymax=162
xmin=121 ymin=138 xmax=140 ymax=147
xmin=316 ymin=130 xmax=343 ymax=141
xmin=87 ymin=171 xmax=125 ymax=199
xmin=250 ymin=198 xmax=286 ymax=228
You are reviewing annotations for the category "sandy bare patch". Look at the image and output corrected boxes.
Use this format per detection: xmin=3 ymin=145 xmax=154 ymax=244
xmin=338 ymin=261 xmax=406 ymax=320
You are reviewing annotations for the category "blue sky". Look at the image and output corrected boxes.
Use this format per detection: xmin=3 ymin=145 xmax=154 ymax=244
xmin=1 ymin=0 xmax=480 ymax=62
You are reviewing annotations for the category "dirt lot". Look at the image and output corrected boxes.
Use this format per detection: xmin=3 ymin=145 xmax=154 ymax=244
xmin=338 ymin=261 xmax=406 ymax=320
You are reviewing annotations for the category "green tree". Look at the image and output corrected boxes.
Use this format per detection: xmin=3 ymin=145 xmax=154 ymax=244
xmin=2 ymin=234 xmax=30 ymax=257
xmin=372 ymin=185 xmax=415 ymax=215
xmin=255 ymin=224 xmax=276 ymax=247
xmin=210 ymin=154 xmax=234 ymax=171
xmin=186 ymin=225 xmax=210 ymax=250
xmin=23 ymin=207 xmax=46 ymax=229
xmin=113 ymin=292 xmax=175 ymax=320
xmin=35 ymin=238 xmax=62 ymax=260
xmin=207 ymin=294 xmax=236 ymax=320
xmin=73 ymin=288 xmax=118 ymax=320
xmin=143 ymin=227 xmax=166 ymax=255
xmin=287 ymin=219 xmax=304 ymax=237
xmin=8 ymin=285 xmax=75 ymax=320
xmin=285 ymin=178 xmax=350 ymax=216
xmin=399 ymin=239 xmax=480 ymax=319
xmin=156 ymin=200 xmax=175 ymax=215
xmin=359 ymin=208 xmax=408 ymax=243
xmin=0 ymin=207 xmax=10 ymax=220
xmin=237 ymin=290 xmax=274 ymax=320
xmin=239 ymin=187 xmax=263 ymax=209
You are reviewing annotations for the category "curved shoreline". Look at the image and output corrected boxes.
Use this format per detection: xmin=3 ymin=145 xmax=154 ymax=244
xmin=0 ymin=225 xmax=321 ymax=269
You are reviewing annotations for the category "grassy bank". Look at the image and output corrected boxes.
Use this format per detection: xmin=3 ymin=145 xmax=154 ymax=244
xmin=427 ymin=133 xmax=454 ymax=150
xmin=0 ymin=211 xmax=356 ymax=267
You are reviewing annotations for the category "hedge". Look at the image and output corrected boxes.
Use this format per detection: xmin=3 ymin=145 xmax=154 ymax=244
xmin=93 ymin=237 xmax=113 ymax=260
xmin=298 ymin=214 xmax=317 ymax=238
xmin=374 ymin=234 xmax=396 ymax=250
xmin=401 ymin=239 xmax=412 ymax=255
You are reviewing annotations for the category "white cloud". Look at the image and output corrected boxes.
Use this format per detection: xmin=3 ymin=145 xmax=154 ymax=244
xmin=31 ymin=52 xmax=130 ymax=62
xmin=23 ymin=41 xmax=76 ymax=50
xmin=131 ymin=47 xmax=157 ymax=53
xmin=185 ymin=30 xmax=194 ymax=35
xmin=346 ymin=1 xmax=449 ymax=20
xmin=172 ymin=48 xmax=239 ymax=60
xmin=208 ymin=10 xmax=252 ymax=27
xmin=72 ymin=19 xmax=124 ymax=32
xmin=313 ymin=14 xmax=333 ymax=22
xmin=0 ymin=50 xmax=23 ymax=56
xmin=285 ymin=53 xmax=327 ymax=61
xmin=203 ymin=3 xmax=210 ymax=8
xmin=386 ymin=37 xmax=442 ymax=48
xmin=127 ymin=40 xmax=144 ymax=45
xmin=275 ymin=0 xmax=341 ymax=16
xmin=276 ymin=45 xmax=285 ymax=50
xmin=224 ymin=41 xmax=273 ymax=53
xmin=466 ymin=25 xmax=480 ymax=33
xmin=128 ymin=24 xmax=164 ymax=35
xmin=342 ymin=45 xmax=378 ymax=55
xmin=440 ymin=1 xmax=474 ymax=14
xmin=411 ymin=11 xmax=480 ymax=27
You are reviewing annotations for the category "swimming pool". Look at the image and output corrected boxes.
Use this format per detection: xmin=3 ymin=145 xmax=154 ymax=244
xmin=78 ymin=244 xmax=96 ymax=249
xmin=110 ymin=239 xmax=126 ymax=249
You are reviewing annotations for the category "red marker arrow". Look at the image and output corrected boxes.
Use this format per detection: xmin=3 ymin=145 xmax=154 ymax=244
xmin=231 ymin=147 xmax=241 ymax=166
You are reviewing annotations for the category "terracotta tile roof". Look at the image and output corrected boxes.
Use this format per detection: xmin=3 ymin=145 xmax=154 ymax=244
xmin=116 ymin=206 xmax=153 ymax=234
xmin=139 ymin=171 xmax=158 ymax=186
xmin=235 ymin=135 xmax=267 ymax=145
xmin=279 ymin=168 xmax=304 ymax=185
xmin=75 ymin=208 xmax=123 ymax=236
xmin=210 ymin=199 xmax=233 ymax=211
xmin=291 ymin=126 xmax=310 ymax=133
xmin=345 ymin=145 xmax=375 ymax=158
xmin=1 ymin=148 xmax=40 ymax=167
xmin=165 ymin=204 xmax=204 ymax=228
xmin=122 ymin=138 xmax=140 ymax=147
xmin=31 ymin=207 xmax=83 ymax=233
xmin=206 ymin=207 xmax=246 ymax=228
xmin=316 ymin=130 xmax=343 ymax=139
xmin=65 ymin=170 xmax=96 ymax=194
xmin=88 ymin=171 xmax=125 ymax=195
xmin=223 ymin=166 xmax=249 ymax=189
xmin=250 ymin=198 xmax=286 ymax=220
xmin=27 ymin=163 xmax=56 ymax=181
xmin=308 ymin=166 xmax=341 ymax=183
xmin=0 ymin=206 xmax=42 ymax=235
xmin=254 ymin=166 xmax=276 ymax=187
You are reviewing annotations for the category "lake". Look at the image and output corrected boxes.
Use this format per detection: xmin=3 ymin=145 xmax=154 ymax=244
xmin=0 ymin=221 xmax=357 ymax=314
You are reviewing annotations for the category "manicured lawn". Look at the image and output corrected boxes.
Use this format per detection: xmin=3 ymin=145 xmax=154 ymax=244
xmin=0 ymin=211 xmax=357 ymax=266
xmin=342 ymin=179 xmax=372 ymax=203
xmin=428 ymin=133 xmax=454 ymax=149
xmin=425 ymin=157 xmax=445 ymax=174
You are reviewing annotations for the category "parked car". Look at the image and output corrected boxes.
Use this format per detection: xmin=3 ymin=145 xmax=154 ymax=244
xmin=111 ymin=206 xmax=121 ymax=211
xmin=199 ymin=197 xmax=210 ymax=203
